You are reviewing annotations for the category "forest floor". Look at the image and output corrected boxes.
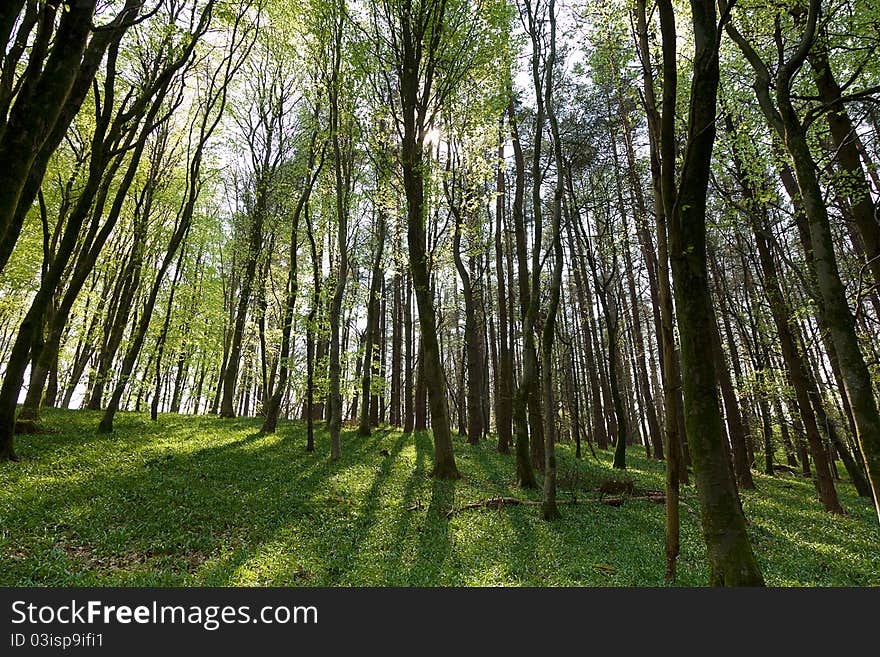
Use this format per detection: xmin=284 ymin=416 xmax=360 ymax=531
xmin=1 ymin=408 xmax=878 ymax=586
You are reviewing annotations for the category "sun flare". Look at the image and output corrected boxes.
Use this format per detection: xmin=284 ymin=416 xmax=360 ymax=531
xmin=423 ymin=127 xmax=442 ymax=147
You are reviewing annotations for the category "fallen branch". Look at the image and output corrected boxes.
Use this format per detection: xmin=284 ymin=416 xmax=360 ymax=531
xmin=452 ymin=496 xmax=544 ymax=513
xmin=442 ymin=491 xmax=668 ymax=517
xmin=600 ymin=493 xmax=666 ymax=507
xmin=446 ymin=497 xmax=580 ymax=517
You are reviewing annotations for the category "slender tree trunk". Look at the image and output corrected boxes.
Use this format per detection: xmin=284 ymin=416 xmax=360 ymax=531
xmin=807 ymin=26 xmax=880 ymax=297
xmin=359 ymin=210 xmax=385 ymax=436
xmin=507 ymin=96 xmax=537 ymax=489
xmin=541 ymin=0 xmax=563 ymax=520
xmin=390 ymin=260 xmax=402 ymax=427
xmin=403 ymin=272 xmax=414 ymax=433
xmin=0 ymin=1 xmax=98 ymax=263
xmin=450 ymin=183 xmax=484 ymax=444
xmin=98 ymin=216 xmax=191 ymax=433
xmin=728 ymin=125 xmax=843 ymax=511
xmin=710 ymin=314 xmax=755 ymax=490
xmin=494 ymin=123 xmax=513 ymax=453
xmin=610 ymin=103 xmax=663 ymax=461
xmin=150 ymin=243 xmax=187 ymax=421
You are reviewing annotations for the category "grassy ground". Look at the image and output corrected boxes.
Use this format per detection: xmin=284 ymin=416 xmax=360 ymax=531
xmin=1 ymin=408 xmax=877 ymax=586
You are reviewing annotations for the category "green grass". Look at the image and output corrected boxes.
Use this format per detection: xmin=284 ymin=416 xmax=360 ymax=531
xmin=1 ymin=408 xmax=877 ymax=586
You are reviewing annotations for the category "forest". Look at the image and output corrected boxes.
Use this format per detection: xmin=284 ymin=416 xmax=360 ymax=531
xmin=0 ymin=0 xmax=878 ymax=588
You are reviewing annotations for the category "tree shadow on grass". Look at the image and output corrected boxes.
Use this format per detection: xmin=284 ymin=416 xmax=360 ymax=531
xmin=196 ymin=426 xmax=393 ymax=585
xmin=322 ymin=430 xmax=408 ymax=585
xmin=382 ymin=432 xmax=429 ymax=583
xmin=0 ymin=413 xmax=392 ymax=585
xmin=474 ymin=449 xmax=541 ymax=566
xmin=6 ymin=411 xmax=876 ymax=587
xmin=404 ymin=476 xmax=456 ymax=585
xmin=469 ymin=440 xmax=522 ymax=492
xmin=192 ymin=429 xmax=269 ymax=455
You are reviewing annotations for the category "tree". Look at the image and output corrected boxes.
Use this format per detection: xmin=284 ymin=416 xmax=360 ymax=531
xmin=323 ymin=0 xmax=356 ymax=460
xmin=723 ymin=0 xmax=880 ymax=524
xmin=0 ymin=0 xmax=217 ymax=458
xmin=367 ymin=0 xmax=505 ymax=478
xmin=219 ymin=32 xmax=294 ymax=420
xmin=0 ymin=0 xmax=102 ymax=270
xmin=661 ymin=0 xmax=764 ymax=586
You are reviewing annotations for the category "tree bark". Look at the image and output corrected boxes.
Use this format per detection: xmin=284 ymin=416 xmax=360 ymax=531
xmin=662 ymin=0 xmax=764 ymax=585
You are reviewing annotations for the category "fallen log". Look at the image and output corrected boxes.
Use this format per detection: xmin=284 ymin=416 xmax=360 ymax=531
xmin=442 ymin=492 xmax=668 ymax=517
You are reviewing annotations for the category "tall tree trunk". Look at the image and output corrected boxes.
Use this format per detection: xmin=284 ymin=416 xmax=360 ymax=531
xmin=390 ymin=255 xmax=403 ymax=427
xmin=450 ymin=178 xmax=484 ymax=445
xmin=359 ymin=210 xmax=386 ymax=436
xmin=807 ymin=23 xmax=880 ymax=298
xmin=304 ymin=205 xmax=320 ymax=451
xmin=0 ymin=74 xmax=163 ymax=456
xmin=262 ymin=132 xmax=320 ymax=433
xmin=507 ymin=95 xmax=537 ymax=489
xmin=635 ymin=0 xmax=688 ymax=513
xmin=661 ymin=0 xmax=763 ymax=585
xmin=564 ymin=201 xmax=608 ymax=452
xmin=403 ymin=271 xmax=414 ymax=433
xmin=327 ymin=81 xmax=350 ymax=460
xmin=710 ymin=317 xmax=754 ymax=489
xmin=399 ymin=39 xmax=458 ymax=478
xmin=98 ymin=216 xmax=191 ymax=433
xmin=220 ymin=200 xmax=266 ymax=418
xmin=541 ymin=0 xmax=563 ymax=520
xmin=494 ymin=121 xmax=513 ymax=453
xmin=150 ymin=243 xmax=187 ymax=421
